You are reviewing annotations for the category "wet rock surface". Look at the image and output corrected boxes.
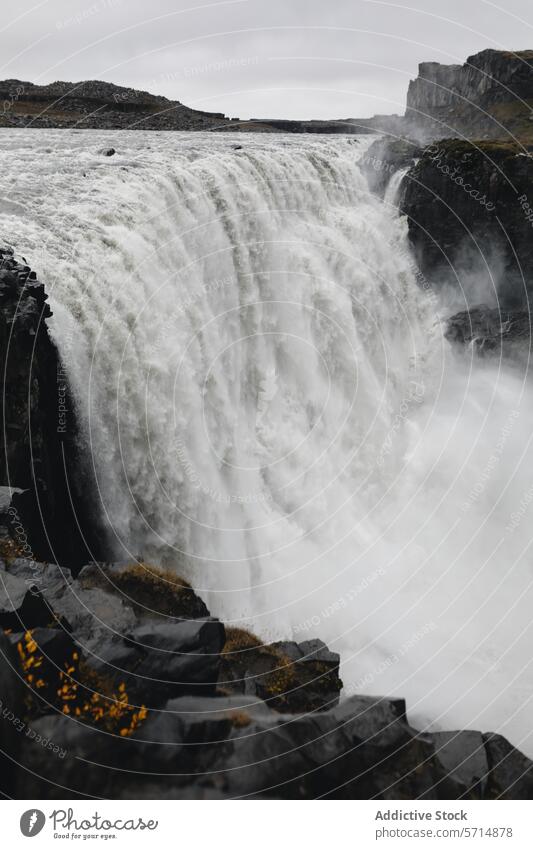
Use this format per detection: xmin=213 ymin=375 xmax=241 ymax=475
xmin=400 ymin=140 xmax=533 ymax=306
xmin=0 ymin=249 xmax=102 ymax=569
xmin=445 ymin=306 xmax=531 ymax=359
xmin=0 ymin=630 xmax=24 ymax=796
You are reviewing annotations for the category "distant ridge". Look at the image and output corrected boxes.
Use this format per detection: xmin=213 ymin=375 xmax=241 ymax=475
xmin=2 ymin=50 xmax=533 ymax=139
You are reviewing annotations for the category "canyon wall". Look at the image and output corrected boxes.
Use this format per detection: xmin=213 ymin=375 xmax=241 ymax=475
xmin=399 ymin=139 xmax=533 ymax=307
xmin=406 ymin=49 xmax=533 ymax=140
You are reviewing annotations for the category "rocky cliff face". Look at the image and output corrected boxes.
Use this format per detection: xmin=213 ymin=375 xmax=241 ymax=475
xmin=406 ymin=50 xmax=533 ymax=141
xmin=400 ymin=139 xmax=533 ymax=306
xmin=0 ymin=248 xmax=102 ymax=569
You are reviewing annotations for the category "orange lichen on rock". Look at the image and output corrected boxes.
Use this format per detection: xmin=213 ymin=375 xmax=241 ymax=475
xmin=16 ymin=629 xmax=148 ymax=737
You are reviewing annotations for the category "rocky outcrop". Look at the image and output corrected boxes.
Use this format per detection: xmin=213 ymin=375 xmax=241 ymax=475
xmin=0 ymin=248 xmax=102 ymax=569
xmin=400 ymin=139 xmax=533 ymax=306
xmin=445 ymin=306 xmax=531 ymax=359
xmin=77 ymin=560 xmax=210 ymax=621
xmin=405 ymin=50 xmax=533 ymax=141
xmin=220 ymin=628 xmax=342 ymax=713
xmin=1 ymin=555 xmax=532 ymax=799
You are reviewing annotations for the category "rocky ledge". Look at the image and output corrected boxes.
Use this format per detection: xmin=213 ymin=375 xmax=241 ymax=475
xmin=1 ymin=532 xmax=532 ymax=799
xmin=445 ymin=306 xmax=531 ymax=359
xmin=398 ymin=139 xmax=533 ymax=307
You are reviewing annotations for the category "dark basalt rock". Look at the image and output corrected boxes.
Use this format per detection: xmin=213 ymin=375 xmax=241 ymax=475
xmin=0 ymin=572 xmax=55 ymax=631
xmin=77 ymin=561 xmax=210 ymax=621
xmin=400 ymin=140 xmax=533 ymax=307
xmin=52 ymin=586 xmax=136 ymax=643
xmin=445 ymin=306 xmax=531 ymax=358
xmin=430 ymin=731 xmax=489 ymax=799
xmin=483 ymin=733 xmax=533 ymax=799
xmin=405 ymin=50 xmax=533 ymax=142
xmin=13 ymin=693 xmax=425 ymax=799
xmin=219 ymin=629 xmax=342 ymax=713
xmin=5 ymin=556 xmax=73 ymax=602
xmin=6 ymin=568 xmax=533 ymax=800
xmin=86 ymin=618 xmax=225 ymax=708
xmin=0 ymin=630 xmax=25 ymax=796
xmin=2 ymin=557 xmax=135 ymax=643
xmin=0 ymin=248 xmax=103 ymax=570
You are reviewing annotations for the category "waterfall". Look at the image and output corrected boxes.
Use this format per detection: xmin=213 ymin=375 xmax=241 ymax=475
xmin=383 ymin=166 xmax=409 ymax=209
xmin=1 ymin=129 xmax=532 ymax=754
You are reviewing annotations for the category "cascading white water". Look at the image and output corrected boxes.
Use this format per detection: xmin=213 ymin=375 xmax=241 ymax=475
xmin=1 ymin=129 xmax=532 ymax=755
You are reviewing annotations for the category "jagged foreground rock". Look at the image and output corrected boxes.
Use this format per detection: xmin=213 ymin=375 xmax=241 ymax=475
xmin=1 ymin=545 xmax=532 ymax=800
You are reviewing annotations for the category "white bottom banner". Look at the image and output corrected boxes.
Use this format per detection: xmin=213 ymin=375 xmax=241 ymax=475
xmin=2 ymin=800 xmax=533 ymax=848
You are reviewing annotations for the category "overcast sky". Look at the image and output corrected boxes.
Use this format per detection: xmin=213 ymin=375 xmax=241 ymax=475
xmin=2 ymin=0 xmax=533 ymax=120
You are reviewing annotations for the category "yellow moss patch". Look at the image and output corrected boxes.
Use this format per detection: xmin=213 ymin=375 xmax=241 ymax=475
xmin=221 ymin=627 xmax=296 ymax=703
xmin=222 ymin=627 xmax=262 ymax=654
xmin=260 ymin=656 xmax=295 ymax=697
